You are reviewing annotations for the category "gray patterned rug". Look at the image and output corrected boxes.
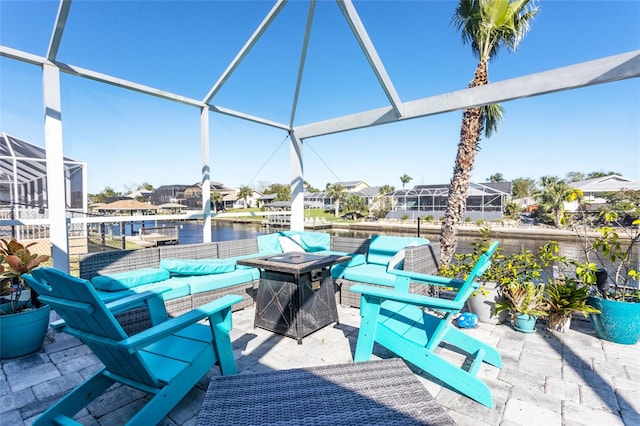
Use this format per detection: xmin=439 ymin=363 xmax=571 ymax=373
xmin=196 ymin=358 xmax=457 ymax=425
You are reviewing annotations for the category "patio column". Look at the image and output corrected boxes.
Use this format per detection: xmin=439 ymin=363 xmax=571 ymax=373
xmin=289 ymin=131 xmax=304 ymax=231
xmin=201 ymin=107 xmax=211 ymax=242
xmin=43 ymin=63 xmax=70 ymax=272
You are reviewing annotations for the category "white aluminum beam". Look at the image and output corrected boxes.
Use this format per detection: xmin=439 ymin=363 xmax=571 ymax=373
xmin=289 ymin=131 xmax=304 ymax=231
xmin=43 ymin=63 xmax=70 ymax=273
xmin=295 ymin=50 xmax=640 ymax=139
xmin=289 ymin=0 xmax=316 ymax=127
xmin=47 ymin=0 xmax=72 ymax=61
xmin=209 ymin=104 xmax=291 ymax=131
xmin=337 ymin=0 xmax=403 ymax=117
xmin=201 ymin=107 xmax=212 ymax=243
xmin=203 ymin=0 xmax=288 ymax=104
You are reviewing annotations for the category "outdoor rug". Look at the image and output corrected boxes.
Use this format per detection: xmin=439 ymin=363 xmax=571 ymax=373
xmin=196 ymin=358 xmax=457 ymax=425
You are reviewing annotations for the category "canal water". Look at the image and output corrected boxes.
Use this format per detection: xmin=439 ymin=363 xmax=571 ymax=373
xmin=107 ymin=219 xmax=638 ymax=275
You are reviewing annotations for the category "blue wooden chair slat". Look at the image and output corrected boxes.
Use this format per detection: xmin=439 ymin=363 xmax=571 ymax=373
xmin=351 ymin=241 xmax=502 ymax=408
xmin=23 ymin=267 xmax=242 ymax=425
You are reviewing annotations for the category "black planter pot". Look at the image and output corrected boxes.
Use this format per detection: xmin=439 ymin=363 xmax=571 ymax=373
xmin=595 ymin=269 xmax=608 ymax=293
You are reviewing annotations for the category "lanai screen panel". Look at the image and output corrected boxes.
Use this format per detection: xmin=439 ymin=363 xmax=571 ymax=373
xmin=0 ymin=133 xmax=84 ymax=211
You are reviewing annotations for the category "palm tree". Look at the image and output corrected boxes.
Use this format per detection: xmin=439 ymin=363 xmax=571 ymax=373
xmin=325 ymin=183 xmax=346 ymax=218
xmin=400 ymin=174 xmax=412 ymax=189
xmin=378 ymin=185 xmax=395 ymax=195
xmin=237 ymin=185 xmax=253 ymax=209
xmin=440 ymin=0 xmax=538 ymax=266
xmin=211 ymin=190 xmax=223 ymax=212
xmin=534 ymin=176 xmax=582 ymax=228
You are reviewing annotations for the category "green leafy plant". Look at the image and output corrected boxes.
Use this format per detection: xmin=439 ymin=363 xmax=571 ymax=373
xmin=494 ymin=280 xmax=548 ymax=323
xmin=573 ymin=212 xmax=639 ymax=301
xmin=544 ymin=280 xmax=600 ymax=330
xmin=0 ymin=238 xmax=50 ymax=314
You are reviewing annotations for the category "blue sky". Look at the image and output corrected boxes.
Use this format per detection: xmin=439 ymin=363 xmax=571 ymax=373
xmin=1 ymin=0 xmax=639 ymax=195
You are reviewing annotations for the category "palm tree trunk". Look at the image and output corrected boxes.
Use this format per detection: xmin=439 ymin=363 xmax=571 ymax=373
xmin=440 ymin=62 xmax=488 ymax=266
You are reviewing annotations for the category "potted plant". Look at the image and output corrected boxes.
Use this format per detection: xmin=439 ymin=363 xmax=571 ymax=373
xmin=0 ymin=238 xmax=51 ymax=358
xmin=544 ymin=279 xmax=600 ymax=332
xmin=573 ymin=212 xmax=640 ymax=344
xmin=494 ymin=280 xmax=548 ymax=333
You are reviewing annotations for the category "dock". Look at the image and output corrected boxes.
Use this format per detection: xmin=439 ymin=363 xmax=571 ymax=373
xmin=135 ymin=226 xmax=179 ymax=246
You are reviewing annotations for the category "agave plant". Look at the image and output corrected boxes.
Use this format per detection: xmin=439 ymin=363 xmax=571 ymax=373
xmin=0 ymin=238 xmax=50 ymax=314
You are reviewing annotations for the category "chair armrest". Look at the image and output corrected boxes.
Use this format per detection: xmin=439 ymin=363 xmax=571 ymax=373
xmin=388 ymin=269 xmax=465 ymax=289
xmin=121 ymin=294 xmax=243 ymax=352
xmin=49 ymin=288 xmax=172 ymax=331
xmin=350 ymin=284 xmax=464 ymax=312
xmin=105 ymin=288 xmax=171 ymax=315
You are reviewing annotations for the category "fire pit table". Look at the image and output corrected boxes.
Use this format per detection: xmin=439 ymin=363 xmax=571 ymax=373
xmin=237 ymin=252 xmax=350 ymax=344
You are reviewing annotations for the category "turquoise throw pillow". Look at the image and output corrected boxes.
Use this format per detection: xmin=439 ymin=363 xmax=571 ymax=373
xmin=91 ymin=268 xmax=170 ymax=291
xmin=159 ymin=258 xmax=236 ymax=275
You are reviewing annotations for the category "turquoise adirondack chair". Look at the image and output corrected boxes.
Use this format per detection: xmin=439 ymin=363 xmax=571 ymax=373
xmin=23 ymin=267 xmax=243 ymax=425
xmin=350 ymin=241 xmax=502 ymax=408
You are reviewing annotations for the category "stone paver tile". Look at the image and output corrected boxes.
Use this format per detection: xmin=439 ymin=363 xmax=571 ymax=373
xmin=624 ymin=364 xmax=640 ymax=381
xmin=562 ymin=363 xmax=612 ymax=388
xmin=612 ymin=375 xmax=640 ymax=392
xmin=561 ymin=350 xmax=593 ymax=371
xmin=48 ymin=343 xmax=94 ymax=365
xmin=32 ymin=373 xmax=84 ymax=401
xmin=0 ymin=378 xmax=10 ymax=397
xmin=6 ymin=362 xmax=60 ymax=392
xmin=0 ymin=387 xmax=35 ymax=413
xmin=92 ymin=397 xmax=147 ymax=425
xmin=510 ymin=384 xmax=561 ymax=414
xmin=579 ymin=383 xmax=620 ymax=413
xmin=503 ymin=398 xmax=561 ymax=425
xmin=562 ymin=401 xmax=625 ymax=426
xmin=56 ymin=353 xmax=101 ymax=375
xmin=545 ymin=376 xmax=580 ymax=402
xmin=1 ymin=353 xmax=50 ymax=375
xmin=591 ymin=358 xmax=629 ymax=379
xmin=498 ymin=365 xmax=546 ymax=392
xmin=517 ymin=352 xmax=562 ymax=377
xmin=86 ymin=384 xmax=146 ymax=418
xmin=447 ymin=410 xmax=493 ymax=426
xmin=168 ymin=387 xmax=205 ymax=425
xmin=616 ymin=387 xmax=640 ymax=416
xmin=0 ymin=409 xmax=23 ymax=425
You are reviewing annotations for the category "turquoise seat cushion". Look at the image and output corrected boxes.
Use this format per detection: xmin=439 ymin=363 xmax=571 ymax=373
xmin=314 ymin=250 xmax=367 ymax=279
xmin=343 ymin=264 xmax=397 ymax=287
xmin=257 ymin=233 xmax=284 ymax=254
xmin=173 ymin=269 xmax=257 ymax=295
xmin=279 ymin=231 xmax=331 ymax=252
xmin=91 ymin=268 xmax=170 ymax=291
xmin=366 ymin=236 xmax=430 ymax=266
xmin=159 ymin=258 xmax=236 ymax=276
xmin=96 ymin=277 xmax=190 ymax=303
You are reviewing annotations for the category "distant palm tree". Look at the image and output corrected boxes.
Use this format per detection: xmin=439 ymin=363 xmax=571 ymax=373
xmin=534 ymin=176 xmax=582 ymax=228
xmin=325 ymin=183 xmax=346 ymax=218
xmin=378 ymin=184 xmax=395 ymax=195
xmin=211 ymin=190 xmax=223 ymax=212
xmin=400 ymin=174 xmax=412 ymax=189
xmin=440 ymin=0 xmax=538 ymax=266
xmin=237 ymin=185 xmax=253 ymax=209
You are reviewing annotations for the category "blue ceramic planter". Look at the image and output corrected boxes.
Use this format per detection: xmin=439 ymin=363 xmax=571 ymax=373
xmin=513 ymin=313 xmax=537 ymax=333
xmin=0 ymin=303 xmax=51 ymax=359
xmin=588 ymin=296 xmax=640 ymax=345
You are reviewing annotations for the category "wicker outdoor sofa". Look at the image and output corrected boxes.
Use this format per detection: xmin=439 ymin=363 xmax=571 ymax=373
xmin=78 ymin=232 xmax=441 ymax=332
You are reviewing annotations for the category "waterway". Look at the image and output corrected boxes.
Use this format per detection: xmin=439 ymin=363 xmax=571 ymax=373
xmin=106 ymin=219 xmax=637 ymax=271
